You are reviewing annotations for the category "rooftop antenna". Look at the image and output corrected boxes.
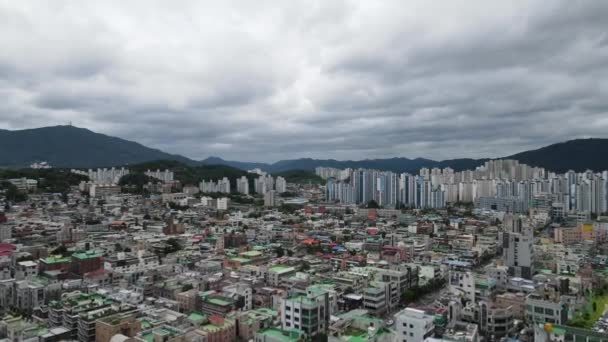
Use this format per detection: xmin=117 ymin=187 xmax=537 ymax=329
xmin=68 ymin=121 xmax=72 ymax=126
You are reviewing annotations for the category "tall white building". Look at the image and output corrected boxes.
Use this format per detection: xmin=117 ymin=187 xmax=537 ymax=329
xmin=216 ymin=197 xmax=229 ymax=210
xmin=144 ymin=169 xmax=174 ymax=182
xmin=502 ymin=214 xmax=534 ymax=279
xmin=395 ymin=307 xmax=435 ymax=342
xmin=219 ymin=177 xmax=231 ymax=193
xmin=264 ymin=190 xmax=276 ymax=207
xmin=255 ymin=175 xmax=274 ymax=194
xmin=236 ymin=176 xmax=249 ymax=195
xmin=72 ymin=167 xmax=130 ymax=184
xmin=275 ymin=176 xmax=287 ymax=193
xmin=200 ymin=177 xmax=231 ymax=194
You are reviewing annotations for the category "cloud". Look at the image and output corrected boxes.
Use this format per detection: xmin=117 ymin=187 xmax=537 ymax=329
xmin=0 ymin=0 xmax=607 ymax=162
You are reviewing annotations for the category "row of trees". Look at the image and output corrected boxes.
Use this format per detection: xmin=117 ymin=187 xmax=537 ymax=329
xmin=0 ymin=181 xmax=27 ymax=203
xmin=401 ymin=278 xmax=447 ymax=304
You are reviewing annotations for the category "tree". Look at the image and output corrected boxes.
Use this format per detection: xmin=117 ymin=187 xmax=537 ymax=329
xmin=275 ymin=246 xmax=285 ymax=258
xmin=306 ymin=244 xmax=323 ymax=255
xmin=234 ymin=296 xmax=246 ymax=310
xmin=367 ymin=200 xmax=380 ymax=209
xmin=1 ymin=181 xmax=27 ymax=203
xmin=182 ymin=284 xmax=194 ymax=292
xmin=401 ymin=289 xmax=417 ymax=303
xmin=16 ymin=255 xmax=34 ymax=262
xmin=168 ymin=202 xmax=188 ymax=210
xmin=287 ymin=249 xmax=294 ymax=257
xmin=312 ymin=333 xmax=328 ymax=342
xmin=51 ymin=245 xmax=69 ymax=256
xmin=119 ymin=173 xmax=159 ymax=194
xmin=164 ymin=238 xmax=183 ymax=254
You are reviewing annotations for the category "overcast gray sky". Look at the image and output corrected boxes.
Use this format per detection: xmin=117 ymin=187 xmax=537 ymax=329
xmin=1 ymin=1 xmax=607 ymax=162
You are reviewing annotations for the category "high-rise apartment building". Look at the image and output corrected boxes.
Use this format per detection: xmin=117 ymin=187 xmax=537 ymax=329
xmin=502 ymin=214 xmax=534 ymax=279
xmin=275 ymin=176 xmax=287 ymax=193
xmin=236 ymin=176 xmax=250 ymax=195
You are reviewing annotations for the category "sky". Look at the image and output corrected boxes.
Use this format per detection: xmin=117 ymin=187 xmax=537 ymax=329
xmin=1 ymin=1 xmax=608 ymax=162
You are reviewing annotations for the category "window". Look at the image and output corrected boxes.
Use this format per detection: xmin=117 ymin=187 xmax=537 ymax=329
xmin=295 ymin=308 xmax=300 ymax=313
xmin=409 ymin=324 xmax=413 ymax=328
xmin=410 ymin=333 xmax=414 ymax=337
xmin=286 ymin=306 xmax=291 ymax=311
xmin=534 ymin=307 xmax=544 ymax=314
xmin=545 ymin=308 xmax=554 ymax=316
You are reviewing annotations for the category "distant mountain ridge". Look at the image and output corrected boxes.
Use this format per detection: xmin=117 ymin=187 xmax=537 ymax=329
xmin=204 ymin=156 xmax=489 ymax=173
xmin=0 ymin=125 xmax=606 ymax=173
xmin=195 ymin=140 xmax=608 ymax=173
xmin=0 ymin=125 xmax=195 ymax=168
xmin=505 ymin=139 xmax=608 ymax=173
xmin=199 ymin=157 xmax=268 ymax=171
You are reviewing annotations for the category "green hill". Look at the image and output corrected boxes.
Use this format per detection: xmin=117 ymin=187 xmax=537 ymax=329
xmin=273 ymin=169 xmax=324 ymax=185
xmin=506 ymin=138 xmax=608 ymax=173
xmin=0 ymin=125 xmax=195 ymax=168
xmin=128 ymin=160 xmax=259 ymax=191
xmin=0 ymin=168 xmax=88 ymax=194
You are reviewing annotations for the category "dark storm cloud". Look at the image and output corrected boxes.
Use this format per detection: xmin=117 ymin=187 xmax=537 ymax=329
xmin=0 ymin=1 xmax=607 ymax=162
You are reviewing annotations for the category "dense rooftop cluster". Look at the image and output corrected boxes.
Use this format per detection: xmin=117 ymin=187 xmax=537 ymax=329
xmin=1 ymin=160 xmax=608 ymax=342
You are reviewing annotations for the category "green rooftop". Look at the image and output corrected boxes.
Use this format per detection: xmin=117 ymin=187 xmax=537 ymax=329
xmin=230 ymin=257 xmax=251 ymax=264
xmin=257 ymin=328 xmax=302 ymax=342
xmin=42 ymin=256 xmax=70 ymax=264
xmin=205 ymin=296 xmax=233 ymax=307
xmin=31 ymin=276 xmax=50 ymax=286
xmin=269 ymin=264 xmax=294 ymax=273
xmin=72 ymin=250 xmax=102 ymax=259
xmin=187 ymin=311 xmax=206 ymax=323
xmin=139 ymin=319 xmax=151 ymax=330
xmin=240 ymin=250 xmax=263 ymax=258
xmin=253 ymin=308 xmax=278 ymax=317
xmin=140 ymin=332 xmax=153 ymax=342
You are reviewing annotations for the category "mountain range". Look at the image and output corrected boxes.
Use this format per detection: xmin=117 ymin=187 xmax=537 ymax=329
xmin=0 ymin=125 xmax=192 ymax=168
xmin=0 ymin=125 xmax=606 ymax=173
